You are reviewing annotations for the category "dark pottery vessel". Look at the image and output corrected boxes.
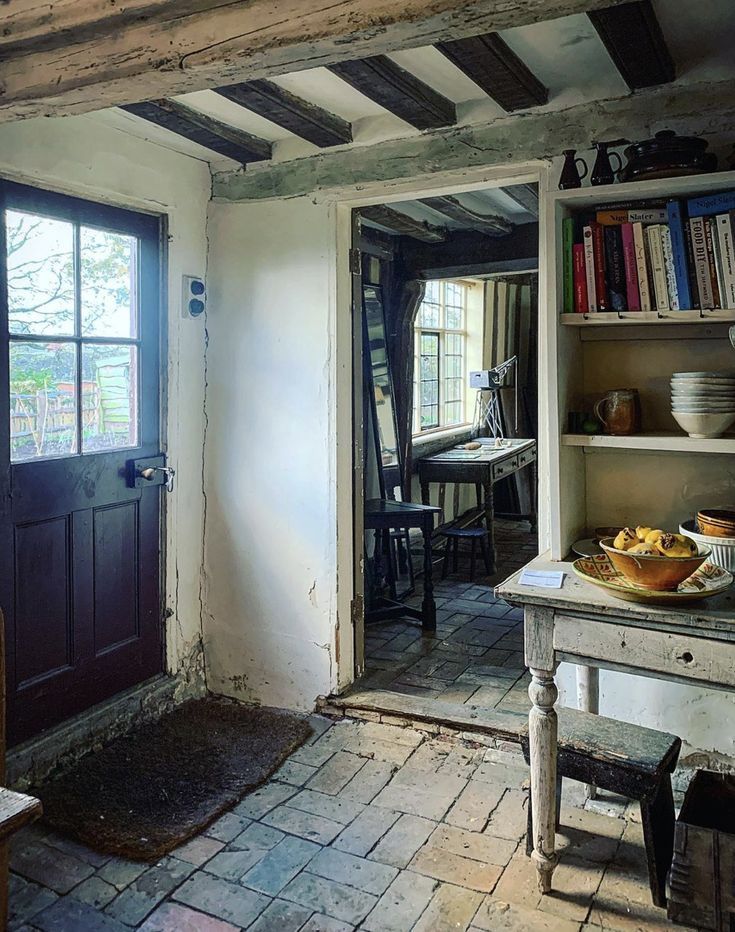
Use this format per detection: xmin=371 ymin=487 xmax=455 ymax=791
xmin=591 ymin=141 xmax=623 ymax=186
xmin=620 ymin=130 xmax=717 ymax=182
xmin=558 ymin=149 xmax=588 ymax=189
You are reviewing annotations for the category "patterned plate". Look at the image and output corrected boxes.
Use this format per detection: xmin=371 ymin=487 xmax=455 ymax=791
xmin=572 ymin=554 xmax=733 ymax=604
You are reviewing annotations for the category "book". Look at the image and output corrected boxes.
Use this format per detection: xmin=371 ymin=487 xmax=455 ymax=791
xmin=684 ymin=219 xmax=700 ymax=308
xmin=621 ymin=223 xmax=641 ymax=310
xmin=596 ymin=207 xmax=668 ymax=225
xmin=715 ymin=213 xmax=735 ymax=308
xmin=572 ymin=243 xmax=588 ymax=313
xmin=705 ymin=218 xmax=721 ymax=307
xmin=562 ymin=217 xmax=574 ymax=314
xmin=711 ymin=216 xmax=726 ymax=307
xmin=666 ymin=200 xmax=693 ymax=309
xmin=632 ymin=222 xmax=652 ymax=312
xmin=689 ymin=216 xmax=715 ymax=308
xmin=590 ymin=222 xmax=608 ymax=311
xmin=646 ymin=225 xmax=669 ymax=312
xmin=687 ymin=190 xmax=735 ymax=217
xmin=604 ymin=225 xmax=627 ymax=311
xmin=660 ymin=226 xmax=680 ymax=310
xmin=583 ymin=225 xmax=598 ymax=311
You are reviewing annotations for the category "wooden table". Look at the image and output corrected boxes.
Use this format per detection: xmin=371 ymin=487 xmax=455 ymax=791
xmin=496 ymin=555 xmax=735 ymax=894
xmin=364 ymin=499 xmax=441 ymax=632
xmin=418 ymin=439 xmax=537 ymax=571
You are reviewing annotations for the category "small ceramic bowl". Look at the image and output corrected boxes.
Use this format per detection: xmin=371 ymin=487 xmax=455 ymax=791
xmin=672 ymin=410 xmax=735 ymax=439
xmin=600 ymin=538 xmax=710 ymax=590
xmin=697 ymin=509 xmax=735 ymax=538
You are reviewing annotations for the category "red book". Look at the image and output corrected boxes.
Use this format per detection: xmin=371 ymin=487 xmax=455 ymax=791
xmin=572 ymin=243 xmax=588 ymax=313
xmin=590 ymin=222 xmax=608 ymax=311
xmin=621 ymin=222 xmax=641 ymax=310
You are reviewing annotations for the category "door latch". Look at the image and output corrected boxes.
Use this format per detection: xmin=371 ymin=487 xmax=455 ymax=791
xmin=126 ymin=455 xmax=175 ymax=492
xmin=138 ymin=465 xmax=176 ymax=492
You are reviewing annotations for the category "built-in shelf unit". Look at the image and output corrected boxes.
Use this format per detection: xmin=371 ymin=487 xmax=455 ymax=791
xmin=546 ymin=170 xmax=735 ymax=560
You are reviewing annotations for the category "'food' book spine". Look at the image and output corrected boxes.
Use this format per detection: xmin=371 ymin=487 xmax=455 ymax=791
xmin=689 ymin=216 xmax=715 ymax=308
xmin=621 ymin=223 xmax=641 ymax=311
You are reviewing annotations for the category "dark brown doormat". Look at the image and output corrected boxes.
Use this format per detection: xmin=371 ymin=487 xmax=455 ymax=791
xmin=34 ymin=697 xmax=312 ymax=862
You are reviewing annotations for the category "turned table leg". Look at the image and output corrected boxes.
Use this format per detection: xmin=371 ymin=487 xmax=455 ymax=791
xmin=528 ymin=665 xmax=559 ymax=893
xmin=577 ymin=665 xmax=600 ymax=800
xmin=420 ymin=520 xmax=436 ymax=633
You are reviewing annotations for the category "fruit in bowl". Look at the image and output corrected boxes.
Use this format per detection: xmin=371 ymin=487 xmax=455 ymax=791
xmin=601 ymin=525 xmax=710 ymax=590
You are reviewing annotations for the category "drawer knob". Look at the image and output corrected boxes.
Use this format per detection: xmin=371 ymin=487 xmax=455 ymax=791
xmin=676 ymin=651 xmax=695 ymax=666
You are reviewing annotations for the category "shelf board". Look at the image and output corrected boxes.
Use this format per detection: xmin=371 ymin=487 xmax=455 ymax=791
xmin=560 ymin=310 xmax=735 ymax=326
xmin=562 ymin=432 xmax=735 ymax=453
xmin=551 ymin=170 xmax=735 ymax=209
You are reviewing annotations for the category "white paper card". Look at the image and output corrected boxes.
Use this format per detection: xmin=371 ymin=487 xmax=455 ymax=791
xmin=519 ymin=569 xmax=565 ymax=589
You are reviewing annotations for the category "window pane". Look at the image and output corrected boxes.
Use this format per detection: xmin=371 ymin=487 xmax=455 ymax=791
xmin=445 ymin=354 xmax=462 ymax=378
xmin=81 ymin=227 xmax=138 ymax=338
xmin=424 ymin=280 xmax=440 ymax=305
xmin=444 ymin=282 xmax=462 ymax=307
xmin=445 ymin=333 xmax=463 ymax=355
xmin=419 ymin=302 xmax=439 ymax=327
xmin=421 ymin=405 xmax=439 ymax=429
xmin=82 ymin=344 xmax=138 ymax=452
xmin=420 ymin=354 xmax=438 ymax=380
xmin=7 ymin=210 xmax=75 ymax=336
xmin=420 ymin=332 xmax=439 ymax=355
xmin=421 ymin=380 xmax=438 ymax=405
xmin=445 ymin=305 xmax=462 ymax=330
xmin=10 ymin=341 xmax=77 ymax=461
xmin=445 ymin=377 xmax=463 ymax=403
xmin=444 ymin=401 xmax=462 ymax=425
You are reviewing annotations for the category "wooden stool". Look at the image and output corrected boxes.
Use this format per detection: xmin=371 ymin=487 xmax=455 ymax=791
xmin=441 ymin=526 xmax=492 ymax=581
xmin=520 ymin=707 xmax=681 ymax=908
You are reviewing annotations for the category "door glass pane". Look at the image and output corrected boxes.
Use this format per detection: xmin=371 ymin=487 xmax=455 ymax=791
xmin=6 ymin=211 xmax=75 ymax=336
xmin=81 ymin=227 xmax=138 ymax=338
xmin=10 ymin=341 xmax=77 ymax=461
xmin=81 ymin=344 xmax=138 ymax=452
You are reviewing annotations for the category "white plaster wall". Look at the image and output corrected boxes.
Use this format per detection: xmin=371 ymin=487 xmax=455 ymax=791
xmin=202 ymin=197 xmax=341 ymax=710
xmin=0 ymin=114 xmax=210 ymax=678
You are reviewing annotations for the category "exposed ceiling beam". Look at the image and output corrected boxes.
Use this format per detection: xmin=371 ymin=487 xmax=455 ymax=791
xmin=401 ymin=224 xmax=538 ymax=279
xmin=435 ymin=33 xmax=548 ymax=111
xmin=501 ymin=183 xmax=539 ymax=217
xmin=214 ymin=80 xmax=352 ymax=148
xmin=212 ymin=78 xmax=735 ymax=202
xmin=328 ymin=57 xmax=456 ymax=130
xmin=419 ymin=196 xmax=513 ymax=236
xmin=121 ymin=99 xmax=272 ymax=164
xmin=0 ymin=0 xmax=634 ymax=121
xmin=358 ymin=205 xmax=447 ymax=243
xmin=588 ymin=0 xmax=675 ymax=90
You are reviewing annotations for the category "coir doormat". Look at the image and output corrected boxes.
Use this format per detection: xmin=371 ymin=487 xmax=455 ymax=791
xmin=34 ymin=697 xmax=312 ymax=861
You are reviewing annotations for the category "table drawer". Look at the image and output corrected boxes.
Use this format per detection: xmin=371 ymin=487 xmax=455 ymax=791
xmin=554 ymin=614 xmax=735 ymax=689
xmin=517 ymin=448 xmax=536 ymax=469
xmin=493 ymin=455 xmax=519 ymax=481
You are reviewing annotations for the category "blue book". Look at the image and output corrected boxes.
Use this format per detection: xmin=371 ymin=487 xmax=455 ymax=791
xmin=687 ymin=190 xmax=735 ymax=217
xmin=667 ymin=200 xmax=693 ymax=309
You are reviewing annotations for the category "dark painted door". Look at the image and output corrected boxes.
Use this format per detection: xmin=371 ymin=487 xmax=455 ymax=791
xmin=0 ymin=182 xmax=165 ymax=746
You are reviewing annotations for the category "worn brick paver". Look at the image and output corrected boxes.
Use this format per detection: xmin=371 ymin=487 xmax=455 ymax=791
xmin=10 ymin=710 xmax=677 ymax=932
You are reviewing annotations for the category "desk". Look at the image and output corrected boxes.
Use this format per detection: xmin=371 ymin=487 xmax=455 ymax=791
xmin=418 ymin=439 xmax=537 ymax=571
xmin=497 ymin=554 xmax=735 ymax=894
xmin=364 ymin=499 xmax=441 ymax=632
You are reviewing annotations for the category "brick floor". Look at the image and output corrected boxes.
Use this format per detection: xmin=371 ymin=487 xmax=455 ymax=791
xmin=362 ymin=519 xmax=537 ymax=711
xmin=9 ymin=716 xmax=685 ymax=931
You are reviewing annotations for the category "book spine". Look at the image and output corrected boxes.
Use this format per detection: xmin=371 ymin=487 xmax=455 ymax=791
xmin=705 ymin=217 xmax=722 ymax=307
xmin=572 ymin=243 xmax=588 ymax=313
xmin=562 ymin=217 xmax=574 ymax=314
xmin=591 ymin=222 xmax=608 ymax=311
xmin=717 ymin=212 xmax=735 ymax=308
xmin=711 ymin=216 xmax=727 ymax=307
xmin=684 ymin=221 xmax=700 ymax=308
xmin=646 ymin=225 xmax=669 ymax=312
xmin=666 ymin=200 xmax=693 ymax=309
xmin=604 ymin=225 xmax=626 ymax=311
xmin=596 ymin=210 xmax=628 ymax=225
xmin=628 ymin=208 xmax=668 ymax=223
xmin=660 ymin=226 xmax=680 ymax=310
xmin=690 ymin=217 xmax=715 ymax=308
xmin=621 ymin=223 xmax=641 ymax=310
xmin=632 ymin=222 xmax=652 ymax=312
xmin=687 ymin=190 xmax=735 ymax=217
xmin=583 ymin=225 xmax=598 ymax=311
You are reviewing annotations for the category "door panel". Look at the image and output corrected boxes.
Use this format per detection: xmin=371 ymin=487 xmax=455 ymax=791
xmin=0 ymin=181 xmax=165 ymax=746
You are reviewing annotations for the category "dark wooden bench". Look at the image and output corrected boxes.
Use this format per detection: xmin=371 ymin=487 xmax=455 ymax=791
xmin=520 ymin=707 xmax=681 ymax=908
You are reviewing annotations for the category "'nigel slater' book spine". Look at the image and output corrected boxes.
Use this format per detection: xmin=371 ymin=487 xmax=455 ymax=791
xmin=573 ymin=243 xmax=588 ymax=313
xmin=689 ymin=216 xmax=715 ymax=308
xmin=716 ymin=213 xmax=735 ymax=308
xmin=603 ymin=225 xmax=626 ymax=311
xmin=583 ymin=225 xmax=598 ymax=311
xmin=632 ymin=222 xmax=652 ymax=312
xmin=666 ymin=200 xmax=693 ymax=309
xmin=660 ymin=226 xmax=680 ymax=311
xmin=646 ymin=225 xmax=669 ymax=312
xmin=621 ymin=223 xmax=641 ymax=311
xmin=687 ymin=190 xmax=735 ymax=217
xmin=562 ymin=217 xmax=574 ymax=314
xmin=591 ymin=222 xmax=608 ymax=311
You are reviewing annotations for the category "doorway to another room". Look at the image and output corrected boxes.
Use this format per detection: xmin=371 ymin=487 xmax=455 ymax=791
xmin=354 ymin=181 xmax=540 ymax=715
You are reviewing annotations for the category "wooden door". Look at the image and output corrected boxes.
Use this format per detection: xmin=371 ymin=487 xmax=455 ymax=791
xmin=0 ymin=182 xmax=165 ymax=746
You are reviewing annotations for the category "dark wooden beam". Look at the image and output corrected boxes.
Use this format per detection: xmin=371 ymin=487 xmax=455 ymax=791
xmin=588 ymin=1 xmax=675 ymax=89
xmin=501 ymin=183 xmax=539 ymax=217
xmin=358 ymin=205 xmax=447 ymax=243
xmin=214 ymin=80 xmax=352 ymax=148
xmin=435 ymin=33 xmax=548 ymax=111
xmin=121 ymin=99 xmax=272 ymax=163
xmin=328 ymin=56 xmax=456 ymax=130
xmin=419 ymin=196 xmax=513 ymax=236
xmin=400 ymin=223 xmax=538 ymax=279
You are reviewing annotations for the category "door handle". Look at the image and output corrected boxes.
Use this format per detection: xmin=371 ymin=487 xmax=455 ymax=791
xmin=126 ymin=455 xmax=174 ymax=491
xmin=138 ymin=465 xmax=176 ymax=492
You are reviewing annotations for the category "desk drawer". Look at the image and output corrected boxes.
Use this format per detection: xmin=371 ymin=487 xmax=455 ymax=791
xmin=493 ymin=455 xmax=518 ymax=481
xmin=554 ymin=614 xmax=735 ymax=690
xmin=518 ymin=448 xmax=536 ymax=469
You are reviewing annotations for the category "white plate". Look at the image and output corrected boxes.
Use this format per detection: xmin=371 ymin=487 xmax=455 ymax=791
xmin=672 ymin=371 xmax=735 ymax=379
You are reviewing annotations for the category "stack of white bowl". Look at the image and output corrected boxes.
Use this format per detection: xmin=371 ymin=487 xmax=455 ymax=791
xmin=671 ymin=371 xmax=735 ymax=439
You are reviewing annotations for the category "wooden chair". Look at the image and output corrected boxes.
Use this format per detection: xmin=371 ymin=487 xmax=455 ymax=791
xmin=0 ymin=612 xmax=42 ymax=930
xmin=520 ymin=707 xmax=681 ymax=908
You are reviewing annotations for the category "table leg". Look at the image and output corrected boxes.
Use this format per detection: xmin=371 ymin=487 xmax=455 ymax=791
xmin=577 ymin=665 xmax=600 ymax=800
xmin=528 ymin=665 xmax=559 ymax=893
xmin=530 ymin=460 xmax=538 ymax=533
xmin=420 ymin=521 xmax=436 ymax=633
xmin=482 ymin=478 xmax=496 ymax=573
xmin=420 ymin=478 xmax=430 ymax=507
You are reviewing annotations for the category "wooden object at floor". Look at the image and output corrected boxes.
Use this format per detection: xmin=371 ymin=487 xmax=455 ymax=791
xmin=441 ymin=526 xmax=492 ymax=581
xmin=0 ymin=612 xmax=42 ymax=930
xmin=520 ymin=707 xmax=681 ymax=907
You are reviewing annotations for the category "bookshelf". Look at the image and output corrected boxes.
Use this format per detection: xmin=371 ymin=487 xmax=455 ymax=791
xmin=544 ymin=170 xmax=735 ymax=560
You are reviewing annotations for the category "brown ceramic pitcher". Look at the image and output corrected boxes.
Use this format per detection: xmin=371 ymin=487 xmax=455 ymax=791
xmin=594 ymin=389 xmax=641 ymax=436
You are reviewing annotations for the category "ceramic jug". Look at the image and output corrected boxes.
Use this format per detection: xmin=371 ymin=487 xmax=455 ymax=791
xmin=558 ymin=149 xmax=588 ymax=189
xmin=594 ymin=389 xmax=641 ymax=436
xmin=591 ymin=141 xmax=623 ymax=186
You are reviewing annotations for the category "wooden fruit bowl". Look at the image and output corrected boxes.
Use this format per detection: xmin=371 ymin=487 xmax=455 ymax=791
xmin=599 ymin=538 xmax=710 ymax=591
